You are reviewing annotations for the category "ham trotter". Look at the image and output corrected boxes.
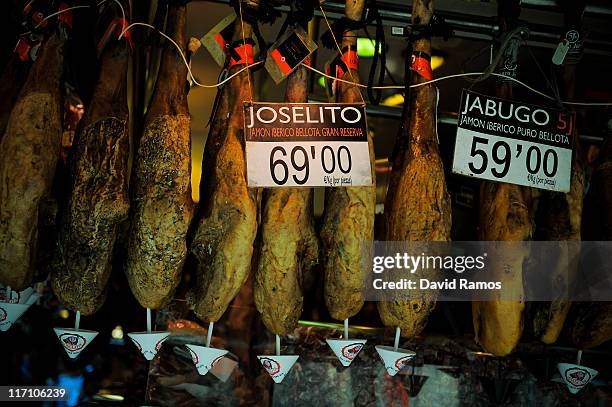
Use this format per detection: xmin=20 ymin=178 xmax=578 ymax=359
xmin=190 ymin=9 xmax=259 ymax=323
xmin=0 ymin=31 xmax=65 ymax=289
xmin=52 ymin=24 xmax=130 ymax=315
xmin=254 ymin=63 xmax=319 ymax=335
xmin=472 ymin=0 xmax=538 ymax=356
xmin=320 ymin=0 xmax=376 ymax=322
xmin=377 ymin=0 xmax=452 ymax=338
xmin=125 ymin=2 xmax=194 ymax=309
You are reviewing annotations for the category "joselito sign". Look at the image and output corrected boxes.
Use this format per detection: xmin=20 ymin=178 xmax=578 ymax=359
xmin=244 ymin=102 xmax=372 ymax=187
xmin=452 ymin=90 xmax=574 ymax=192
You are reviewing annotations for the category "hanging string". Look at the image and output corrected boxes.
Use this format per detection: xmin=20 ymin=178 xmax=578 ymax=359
xmin=99 ymin=0 xmax=128 ymax=39
xmin=120 ymin=22 xmax=262 ymax=89
xmin=318 ymin=4 xmax=366 ymax=105
xmin=301 ymin=64 xmax=612 ymax=106
xmin=237 ymin=0 xmax=254 ymax=101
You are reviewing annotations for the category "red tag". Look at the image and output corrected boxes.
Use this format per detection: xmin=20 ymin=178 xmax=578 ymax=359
xmin=58 ymin=3 xmax=72 ymax=29
xmin=410 ymin=53 xmax=433 ymax=80
xmin=271 ymin=49 xmax=292 ymax=74
xmin=118 ymin=18 xmax=132 ymax=48
xmin=340 ymin=49 xmax=358 ymax=74
xmin=214 ymin=33 xmax=227 ymax=54
xmin=303 ymin=56 xmax=311 ymax=66
xmin=228 ymin=43 xmax=254 ymax=68
xmin=97 ymin=18 xmax=132 ymax=53
xmin=14 ymin=38 xmax=33 ymax=62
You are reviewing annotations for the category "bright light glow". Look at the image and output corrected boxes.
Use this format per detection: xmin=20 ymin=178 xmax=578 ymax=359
xmin=111 ymin=325 xmax=124 ymax=340
xmin=59 ymin=309 xmax=70 ymax=319
xmin=318 ymin=75 xmax=326 ymax=88
xmin=96 ymin=392 xmax=125 ymax=401
xmin=357 ymin=38 xmax=382 ymax=58
xmin=381 ymin=93 xmax=404 ymax=106
xmin=431 ymin=55 xmax=445 ymax=70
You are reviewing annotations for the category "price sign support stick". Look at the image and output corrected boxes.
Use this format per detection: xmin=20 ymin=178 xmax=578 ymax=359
xmin=394 ymin=326 xmax=401 ymax=352
xmin=206 ymin=322 xmax=214 ymax=347
xmin=344 ymin=318 xmax=349 ymax=339
xmin=5 ymin=286 xmax=11 ymax=301
xmin=576 ymin=350 xmax=582 ymax=365
xmin=75 ymin=311 xmax=81 ymax=330
xmin=276 ymin=335 xmax=281 ymax=356
xmin=146 ymin=308 xmax=152 ymax=333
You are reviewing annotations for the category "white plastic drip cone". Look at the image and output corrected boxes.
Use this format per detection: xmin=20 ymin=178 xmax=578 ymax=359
xmin=557 ymin=363 xmax=598 ymax=394
xmin=54 ymin=328 xmax=99 ymax=358
xmin=375 ymin=345 xmax=416 ymax=377
xmin=185 ymin=344 xmax=228 ymax=376
xmin=127 ymin=331 xmax=170 ymax=360
xmin=326 ymin=339 xmax=367 ymax=367
xmin=257 ymin=355 xmax=299 ymax=384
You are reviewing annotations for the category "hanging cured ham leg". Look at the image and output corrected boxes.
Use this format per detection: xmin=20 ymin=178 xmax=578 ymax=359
xmin=52 ymin=26 xmax=131 ymax=315
xmin=190 ymin=6 xmax=259 ymax=322
xmin=472 ymin=0 xmax=537 ymax=356
xmin=0 ymin=31 xmax=65 ymax=289
xmin=532 ymin=11 xmax=584 ymax=344
xmin=125 ymin=2 xmax=194 ymax=309
xmin=321 ymin=0 xmax=376 ymax=322
xmin=254 ymin=62 xmax=319 ymax=335
xmin=570 ymin=133 xmax=612 ymax=349
xmin=377 ymin=0 xmax=451 ymax=338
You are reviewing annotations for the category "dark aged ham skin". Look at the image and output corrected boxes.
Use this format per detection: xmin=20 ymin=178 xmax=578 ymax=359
xmin=190 ymin=20 xmax=258 ymax=322
xmin=532 ymin=62 xmax=584 ymax=344
xmin=125 ymin=4 xmax=194 ymax=309
xmin=51 ymin=40 xmax=130 ymax=315
xmin=0 ymin=55 xmax=30 ymax=141
xmin=321 ymin=0 xmax=376 ymax=322
xmin=377 ymin=0 xmax=452 ymax=338
xmin=0 ymin=33 xmax=64 ymax=289
xmin=254 ymin=65 xmax=319 ymax=335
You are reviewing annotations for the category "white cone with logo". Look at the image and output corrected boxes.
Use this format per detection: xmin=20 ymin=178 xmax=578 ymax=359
xmin=0 ymin=303 xmax=34 ymax=332
xmin=558 ymin=363 xmax=598 ymax=394
xmin=375 ymin=345 xmax=416 ymax=377
xmin=128 ymin=331 xmax=170 ymax=360
xmin=54 ymin=328 xmax=98 ymax=358
xmin=210 ymin=356 xmax=238 ymax=382
xmin=257 ymin=355 xmax=298 ymax=384
xmin=326 ymin=339 xmax=366 ymax=367
xmin=185 ymin=344 xmax=228 ymax=376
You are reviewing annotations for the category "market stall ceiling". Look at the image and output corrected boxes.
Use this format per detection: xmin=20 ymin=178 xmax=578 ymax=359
xmin=185 ymin=1 xmax=612 ymax=202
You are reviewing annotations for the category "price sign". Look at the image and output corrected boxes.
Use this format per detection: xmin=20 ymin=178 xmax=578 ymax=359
xmin=452 ymin=90 xmax=574 ymax=192
xmin=244 ymin=102 xmax=373 ymax=187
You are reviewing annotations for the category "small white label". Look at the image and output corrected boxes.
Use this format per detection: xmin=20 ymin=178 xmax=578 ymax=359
xmin=552 ymin=39 xmax=570 ymax=66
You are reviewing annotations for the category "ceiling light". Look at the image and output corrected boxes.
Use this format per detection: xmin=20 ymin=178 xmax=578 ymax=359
xmin=111 ymin=325 xmax=123 ymax=340
xmin=317 ymin=75 xmax=326 ymax=88
xmin=431 ymin=55 xmax=445 ymax=70
xmin=382 ymin=93 xmax=404 ymax=106
xmin=357 ymin=38 xmax=382 ymax=58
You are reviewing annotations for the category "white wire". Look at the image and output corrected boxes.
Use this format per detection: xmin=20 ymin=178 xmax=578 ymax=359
xmin=34 ymin=5 xmax=91 ymax=29
xmin=96 ymin=1 xmax=127 ymax=39
xmin=120 ymin=22 xmax=262 ymax=88
xmin=302 ymin=64 xmax=612 ymax=107
xmin=25 ymin=5 xmax=612 ymax=106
